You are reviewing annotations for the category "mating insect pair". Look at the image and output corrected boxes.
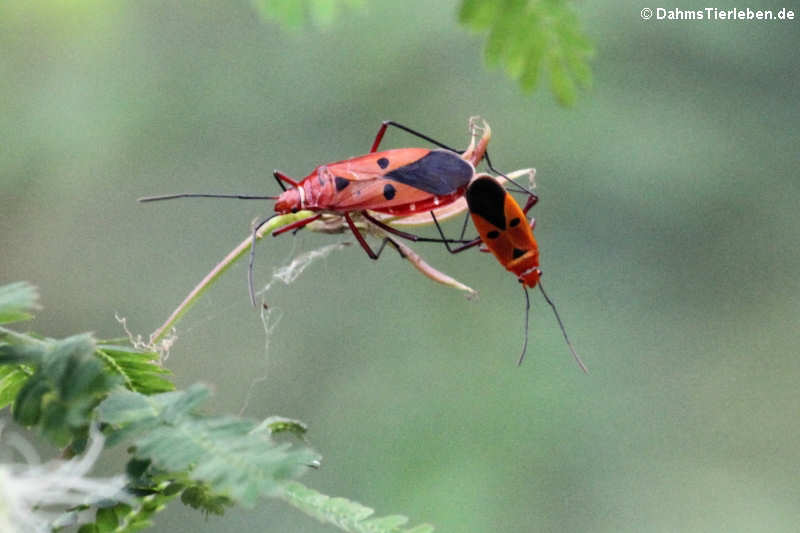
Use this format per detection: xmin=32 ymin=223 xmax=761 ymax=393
xmin=140 ymin=118 xmax=586 ymax=372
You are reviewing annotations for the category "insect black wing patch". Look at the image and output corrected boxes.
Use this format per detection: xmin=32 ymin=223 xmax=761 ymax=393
xmin=466 ymin=176 xmax=507 ymax=230
xmin=384 ymin=150 xmax=473 ymax=195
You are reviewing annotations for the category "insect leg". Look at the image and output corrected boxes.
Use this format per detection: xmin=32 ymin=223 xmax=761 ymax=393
xmin=430 ymin=212 xmax=482 ymax=253
xmin=370 ymin=121 xmax=458 ymax=153
xmin=521 ymin=193 xmax=539 ymax=214
xmin=343 ymin=212 xmax=384 ymax=260
xmin=483 ymin=152 xmax=539 ymax=199
xmin=271 ymin=214 xmax=323 ymax=236
xmin=273 ymin=171 xmax=298 ymax=191
xmin=361 ymin=212 xmax=477 ymax=248
xmin=373 ymin=237 xmax=405 ymax=260
xmin=343 ymin=213 xmax=407 ymax=260
xmin=521 ymin=192 xmax=539 ymax=230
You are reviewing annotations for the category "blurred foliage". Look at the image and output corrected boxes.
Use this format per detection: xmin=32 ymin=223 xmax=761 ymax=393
xmin=96 ymin=384 xmax=318 ymax=505
xmin=2 ymin=333 xmax=119 ymax=447
xmin=0 ymin=282 xmax=435 ymax=532
xmin=280 ymin=481 xmax=434 ymax=533
xmin=459 ymin=0 xmax=593 ymax=105
xmin=251 ymin=0 xmax=366 ymax=28
xmin=250 ymin=0 xmax=592 ymax=104
xmin=0 ymin=282 xmax=40 ymax=324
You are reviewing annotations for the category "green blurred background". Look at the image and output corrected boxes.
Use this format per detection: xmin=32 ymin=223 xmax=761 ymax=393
xmin=2 ymin=1 xmax=799 ymax=531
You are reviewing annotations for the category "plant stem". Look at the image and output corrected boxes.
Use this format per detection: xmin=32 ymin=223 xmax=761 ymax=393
xmin=149 ymin=211 xmax=315 ymax=344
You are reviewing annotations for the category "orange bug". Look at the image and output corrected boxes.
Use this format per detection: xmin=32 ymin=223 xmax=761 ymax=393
xmin=466 ymin=175 xmax=588 ymax=372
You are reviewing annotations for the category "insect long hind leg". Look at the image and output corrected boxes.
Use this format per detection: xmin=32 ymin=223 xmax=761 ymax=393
xmin=430 ymin=212 xmax=482 ymax=253
xmin=374 ymin=237 xmax=405 ymax=260
xmin=342 ymin=215 xmax=413 ymax=261
xmin=361 ymin=211 xmax=478 ymax=251
xmin=343 ymin=212 xmax=384 ymax=260
xmin=370 ymin=121 xmax=458 ymax=153
xmin=517 ymin=285 xmax=531 ymax=366
xmin=484 ymin=152 xmax=538 ymax=199
xmin=537 ymin=282 xmax=589 ymax=373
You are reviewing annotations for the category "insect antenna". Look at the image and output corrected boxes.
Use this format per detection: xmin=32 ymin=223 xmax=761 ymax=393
xmin=537 ymin=281 xmax=589 ymax=373
xmin=139 ymin=193 xmax=278 ymax=202
xmin=517 ymin=285 xmax=532 ymax=366
xmin=249 ymin=214 xmax=280 ymax=307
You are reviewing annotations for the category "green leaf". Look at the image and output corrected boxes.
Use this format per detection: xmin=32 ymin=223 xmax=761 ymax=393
xmin=10 ymin=334 xmax=120 ymax=446
xmin=251 ymin=0 xmax=364 ymax=28
xmin=0 ymin=281 xmax=40 ymax=324
xmin=459 ymin=0 xmax=593 ymax=105
xmin=95 ymin=343 xmax=174 ymax=395
xmin=0 ymin=363 xmax=33 ymax=410
xmin=260 ymin=415 xmax=309 ymax=438
xmin=97 ymin=385 xmax=319 ymax=506
xmin=74 ymin=489 xmax=179 ymax=533
xmin=279 ymin=481 xmax=434 ymax=533
xmin=180 ymin=483 xmax=233 ymax=516
xmin=95 ymin=506 xmax=119 ymax=530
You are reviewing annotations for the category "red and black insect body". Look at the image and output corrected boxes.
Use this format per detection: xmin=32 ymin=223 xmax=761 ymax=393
xmin=267 ymin=119 xmax=492 ymax=254
xmin=466 ymin=176 xmax=588 ymax=372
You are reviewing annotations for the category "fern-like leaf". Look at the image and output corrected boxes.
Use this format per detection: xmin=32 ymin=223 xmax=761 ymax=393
xmin=2 ymin=334 xmax=120 ymax=446
xmin=97 ymin=385 xmax=319 ymax=507
xmin=95 ymin=343 xmax=174 ymax=395
xmin=459 ymin=0 xmax=593 ymax=105
xmin=279 ymin=481 xmax=434 ymax=533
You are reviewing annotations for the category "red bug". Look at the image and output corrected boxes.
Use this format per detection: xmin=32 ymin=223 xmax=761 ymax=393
xmin=140 ymin=118 xmax=524 ymax=304
xmin=465 ymin=175 xmax=588 ymax=372
xmin=264 ymin=118 xmax=491 ymax=256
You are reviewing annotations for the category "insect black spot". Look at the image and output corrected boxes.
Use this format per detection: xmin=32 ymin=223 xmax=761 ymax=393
xmin=377 ymin=157 xmax=389 ymax=169
xmin=512 ymin=248 xmax=526 ymax=259
xmin=510 ymin=217 xmax=521 ymax=227
xmin=383 ymin=183 xmax=397 ymax=200
xmin=335 ymin=176 xmax=349 ymax=191
xmin=487 ymin=230 xmax=500 ymax=239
